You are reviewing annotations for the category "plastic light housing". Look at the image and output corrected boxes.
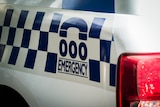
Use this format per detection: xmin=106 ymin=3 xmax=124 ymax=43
xmin=117 ymin=53 xmax=160 ymax=107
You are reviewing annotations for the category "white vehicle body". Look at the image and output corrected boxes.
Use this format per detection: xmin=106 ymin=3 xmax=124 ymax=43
xmin=0 ymin=0 xmax=160 ymax=107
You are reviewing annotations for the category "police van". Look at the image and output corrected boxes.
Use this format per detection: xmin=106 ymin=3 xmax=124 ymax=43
xmin=0 ymin=0 xmax=160 ymax=107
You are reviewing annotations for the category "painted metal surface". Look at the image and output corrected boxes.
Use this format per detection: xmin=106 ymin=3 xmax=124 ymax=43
xmin=1 ymin=0 xmax=160 ymax=106
xmin=0 ymin=4 xmax=117 ymax=107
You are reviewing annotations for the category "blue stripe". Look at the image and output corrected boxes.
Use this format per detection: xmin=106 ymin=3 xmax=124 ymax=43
xmin=110 ymin=64 xmax=116 ymax=86
xmin=0 ymin=44 xmax=5 ymax=62
xmin=4 ymin=9 xmax=14 ymax=26
xmin=49 ymin=13 xmax=62 ymax=33
xmin=38 ymin=31 xmax=48 ymax=51
xmin=100 ymin=40 xmax=111 ymax=63
xmin=24 ymin=49 xmax=37 ymax=69
xmin=62 ymin=0 xmax=115 ymax=13
xmin=17 ymin=10 xmax=29 ymax=28
xmin=7 ymin=28 xmax=16 ymax=45
xmin=89 ymin=18 xmax=105 ymax=39
xmin=89 ymin=59 xmax=100 ymax=82
xmin=32 ymin=12 xmax=45 ymax=30
xmin=45 ymin=53 xmax=57 ymax=73
xmin=8 ymin=47 xmax=20 ymax=65
xmin=21 ymin=29 xmax=31 ymax=48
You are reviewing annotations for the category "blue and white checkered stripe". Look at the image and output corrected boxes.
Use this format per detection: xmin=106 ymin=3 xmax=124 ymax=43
xmin=0 ymin=7 xmax=117 ymax=86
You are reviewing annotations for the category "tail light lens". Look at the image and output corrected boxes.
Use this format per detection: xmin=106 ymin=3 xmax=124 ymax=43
xmin=117 ymin=53 xmax=160 ymax=107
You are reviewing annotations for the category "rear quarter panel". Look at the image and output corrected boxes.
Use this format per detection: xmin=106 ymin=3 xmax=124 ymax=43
xmin=0 ymin=4 xmax=117 ymax=107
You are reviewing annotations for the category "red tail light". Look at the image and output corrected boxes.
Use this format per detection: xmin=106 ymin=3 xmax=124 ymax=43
xmin=117 ymin=53 xmax=160 ymax=107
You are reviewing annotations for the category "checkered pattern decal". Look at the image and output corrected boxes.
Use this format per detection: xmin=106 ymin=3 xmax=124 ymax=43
xmin=0 ymin=8 xmax=117 ymax=86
